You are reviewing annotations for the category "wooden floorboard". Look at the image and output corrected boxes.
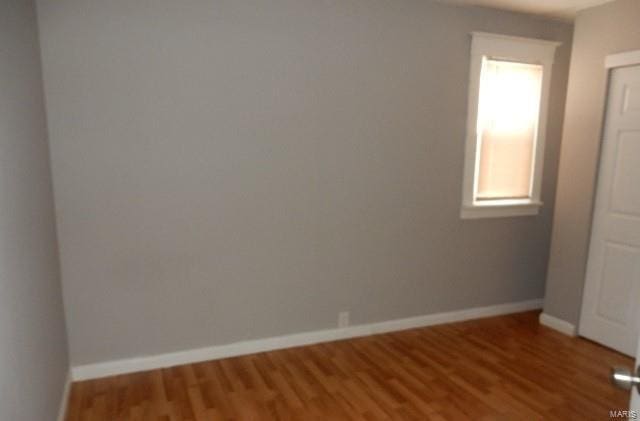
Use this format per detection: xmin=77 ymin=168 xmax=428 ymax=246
xmin=65 ymin=311 xmax=632 ymax=420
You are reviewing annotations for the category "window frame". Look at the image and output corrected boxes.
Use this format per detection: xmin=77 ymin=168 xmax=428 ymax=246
xmin=461 ymin=32 xmax=560 ymax=219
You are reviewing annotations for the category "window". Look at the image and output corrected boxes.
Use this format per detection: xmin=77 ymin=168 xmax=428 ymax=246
xmin=461 ymin=33 xmax=559 ymax=219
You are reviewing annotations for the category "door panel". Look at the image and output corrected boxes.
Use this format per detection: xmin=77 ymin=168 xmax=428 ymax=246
xmin=580 ymin=65 xmax=640 ymax=357
xmin=596 ymin=244 xmax=636 ymax=325
xmin=611 ymin=132 xmax=640 ymax=214
xmin=622 ymin=83 xmax=640 ymax=113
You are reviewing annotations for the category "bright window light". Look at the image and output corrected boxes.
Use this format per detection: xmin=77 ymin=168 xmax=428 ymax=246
xmin=475 ymin=59 xmax=543 ymax=201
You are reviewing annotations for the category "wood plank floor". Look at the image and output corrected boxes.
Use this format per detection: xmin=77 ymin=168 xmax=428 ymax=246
xmin=65 ymin=311 xmax=632 ymax=420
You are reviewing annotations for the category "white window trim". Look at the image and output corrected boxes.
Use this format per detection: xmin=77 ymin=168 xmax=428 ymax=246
xmin=461 ymin=32 xmax=560 ymax=219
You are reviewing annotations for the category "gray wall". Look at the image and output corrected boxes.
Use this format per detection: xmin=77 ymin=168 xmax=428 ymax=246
xmin=544 ymin=0 xmax=640 ymax=326
xmin=36 ymin=0 xmax=572 ymax=366
xmin=0 ymin=0 xmax=69 ymax=419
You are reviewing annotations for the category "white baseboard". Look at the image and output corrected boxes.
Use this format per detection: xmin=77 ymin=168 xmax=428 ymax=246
xmin=71 ymin=298 xmax=543 ymax=381
xmin=539 ymin=312 xmax=577 ymax=337
xmin=57 ymin=371 xmax=71 ymax=421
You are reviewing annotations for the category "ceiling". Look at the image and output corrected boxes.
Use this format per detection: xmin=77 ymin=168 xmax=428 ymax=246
xmin=436 ymin=0 xmax=616 ymax=20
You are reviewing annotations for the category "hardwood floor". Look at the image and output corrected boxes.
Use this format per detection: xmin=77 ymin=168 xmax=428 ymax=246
xmin=65 ymin=311 xmax=632 ymax=420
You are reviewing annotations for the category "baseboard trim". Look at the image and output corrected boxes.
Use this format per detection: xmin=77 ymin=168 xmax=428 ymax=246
xmin=539 ymin=312 xmax=577 ymax=337
xmin=57 ymin=371 xmax=71 ymax=421
xmin=71 ymin=298 xmax=543 ymax=381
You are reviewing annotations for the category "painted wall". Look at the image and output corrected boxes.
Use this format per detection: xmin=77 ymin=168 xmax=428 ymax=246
xmin=544 ymin=0 xmax=640 ymax=326
xmin=36 ymin=0 xmax=572 ymax=365
xmin=0 ymin=1 xmax=69 ymax=419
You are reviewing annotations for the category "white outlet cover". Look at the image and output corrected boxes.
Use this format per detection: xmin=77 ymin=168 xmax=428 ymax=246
xmin=338 ymin=311 xmax=350 ymax=328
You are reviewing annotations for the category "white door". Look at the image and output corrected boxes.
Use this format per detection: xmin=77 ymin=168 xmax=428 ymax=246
xmin=579 ymin=64 xmax=640 ymax=357
xmin=632 ymin=336 xmax=640 ymax=412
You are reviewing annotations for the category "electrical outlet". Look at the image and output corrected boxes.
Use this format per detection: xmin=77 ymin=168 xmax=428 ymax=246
xmin=338 ymin=311 xmax=350 ymax=328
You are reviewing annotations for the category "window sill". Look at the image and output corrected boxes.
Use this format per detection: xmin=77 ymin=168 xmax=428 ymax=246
xmin=460 ymin=200 xmax=542 ymax=219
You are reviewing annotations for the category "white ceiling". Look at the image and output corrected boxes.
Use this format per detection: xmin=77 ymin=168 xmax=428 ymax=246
xmin=436 ymin=0 xmax=616 ymax=20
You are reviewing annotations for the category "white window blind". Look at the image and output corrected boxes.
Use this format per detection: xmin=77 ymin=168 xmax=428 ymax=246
xmin=475 ymin=59 xmax=543 ymax=200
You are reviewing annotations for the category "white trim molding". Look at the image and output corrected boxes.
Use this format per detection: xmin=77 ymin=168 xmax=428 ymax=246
xmin=71 ymin=298 xmax=543 ymax=381
xmin=57 ymin=372 xmax=71 ymax=421
xmin=461 ymin=200 xmax=543 ymax=219
xmin=605 ymin=49 xmax=640 ymax=69
xmin=461 ymin=32 xmax=560 ymax=219
xmin=539 ymin=313 xmax=577 ymax=337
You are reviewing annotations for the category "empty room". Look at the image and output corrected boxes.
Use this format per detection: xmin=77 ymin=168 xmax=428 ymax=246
xmin=2 ymin=0 xmax=640 ymax=419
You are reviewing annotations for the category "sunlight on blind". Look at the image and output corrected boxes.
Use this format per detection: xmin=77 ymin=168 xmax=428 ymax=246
xmin=476 ymin=59 xmax=543 ymax=200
